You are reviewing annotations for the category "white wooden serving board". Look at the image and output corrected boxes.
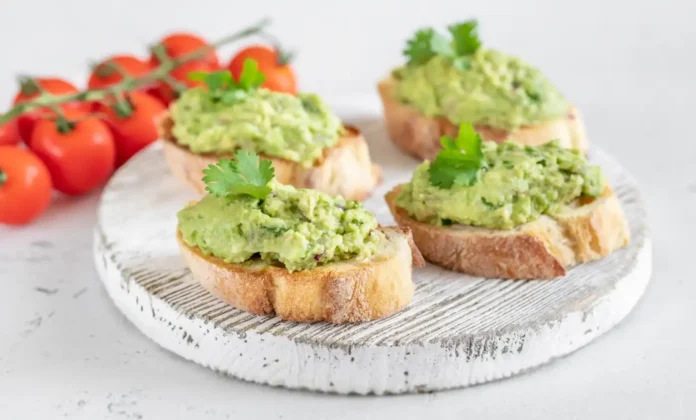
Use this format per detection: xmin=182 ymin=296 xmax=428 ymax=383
xmin=93 ymin=107 xmax=651 ymax=395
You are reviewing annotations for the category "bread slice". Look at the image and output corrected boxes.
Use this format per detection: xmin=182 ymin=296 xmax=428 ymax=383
xmin=377 ymin=77 xmax=589 ymax=161
xmin=159 ymin=112 xmax=382 ymax=201
xmin=177 ymin=226 xmax=425 ymax=324
xmin=385 ymin=186 xmax=629 ymax=280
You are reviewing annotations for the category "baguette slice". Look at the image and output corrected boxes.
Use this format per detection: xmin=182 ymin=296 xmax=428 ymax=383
xmin=377 ymin=77 xmax=589 ymax=161
xmin=177 ymin=226 xmax=425 ymax=324
xmin=385 ymin=186 xmax=630 ymax=280
xmin=159 ymin=112 xmax=382 ymax=201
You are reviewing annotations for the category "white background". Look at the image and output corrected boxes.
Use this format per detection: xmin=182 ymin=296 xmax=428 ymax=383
xmin=0 ymin=0 xmax=694 ymax=419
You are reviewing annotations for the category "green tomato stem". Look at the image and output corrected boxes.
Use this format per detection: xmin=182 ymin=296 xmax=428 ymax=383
xmin=0 ymin=17 xmax=272 ymax=126
xmin=257 ymin=32 xmax=294 ymax=65
xmin=55 ymin=117 xmax=75 ymax=134
xmin=162 ymin=75 xmax=187 ymax=95
xmin=150 ymin=44 xmax=172 ymax=64
xmin=98 ymin=60 xmax=132 ymax=81
xmin=112 ymin=92 xmax=135 ymax=120
xmin=17 ymin=76 xmax=44 ymax=96
xmin=0 ymin=169 xmax=6 ymax=188
xmin=44 ymin=103 xmax=75 ymax=134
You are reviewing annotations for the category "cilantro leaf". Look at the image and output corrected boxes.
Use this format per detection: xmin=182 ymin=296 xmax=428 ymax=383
xmin=429 ymin=154 xmax=482 ymax=188
xmin=429 ymin=32 xmax=454 ymax=57
xmin=453 ymin=161 xmax=481 ymax=186
xmin=404 ymin=29 xmax=454 ymax=65
xmin=448 ymin=20 xmax=481 ymax=56
xmin=188 ymin=70 xmax=234 ymax=92
xmin=451 ymin=121 xmax=483 ymax=159
xmin=234 ymin=150 xmax=274 ymax=187
xmin=226 ymin=183 xmax=272 ymax=199
xmin=429 ymin=159 xmax=466 ymax=188
xmin=187 ymin=59 xmax=266 ymax=105
xmin=429 ymin=122 xmax=486 ymax=188
xmin=440 ymin=136 xmax=457 ymax=150
xmin=403 ymin=20 xmax=482 ymax=68
xmin=201 ymin=159 xmax=243 ymax=197
xmin=238 ymin=58 xmax=266 ymax=90
xmin=403 ymin=28 xmax=438 ymax=65
xmin=187 ymin=72 xmax=208 ymax=82
xmin=202 ymin=150 xmax=275 ymax=200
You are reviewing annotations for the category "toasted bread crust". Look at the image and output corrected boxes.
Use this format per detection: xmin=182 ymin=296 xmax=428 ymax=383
xmin=159 ymin=112 xmax=382 ymax=201
xmin=177 ymin=227 xmax=424 ymax=323
xmin=377 ymin=78 xmax=589 ymax=161
xmin=385 ymin=186 xmax=629 ymax=280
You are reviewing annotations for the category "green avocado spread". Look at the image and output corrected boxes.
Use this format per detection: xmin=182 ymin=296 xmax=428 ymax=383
xmin=177 ymin=181 xmax=384 ymax=272
xmin=396 ymin=140 xmax=605 ymax=230
xmin=393 ymin=49 xmax=570 ymax=130
xmin=170 ymin=88 xmax=343 ymax=167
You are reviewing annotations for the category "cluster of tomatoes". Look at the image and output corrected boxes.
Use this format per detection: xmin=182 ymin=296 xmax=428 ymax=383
xmin=0 ymin=32 xmax=296 ymax=226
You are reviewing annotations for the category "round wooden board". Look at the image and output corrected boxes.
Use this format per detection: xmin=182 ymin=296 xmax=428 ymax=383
xmin=94 ymin=108 xmax=651 ymax=395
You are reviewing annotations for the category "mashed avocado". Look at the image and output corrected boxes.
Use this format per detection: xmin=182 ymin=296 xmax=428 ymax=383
xmin=177 ymin=181 xmax=384 ymax=272
xmin=170 ymin=88 xmax=343 ymax=167
xmin=396 ymin=140 xmax=604 ymax=230
xmin=393 ymin=49 xmax=570 ymax=130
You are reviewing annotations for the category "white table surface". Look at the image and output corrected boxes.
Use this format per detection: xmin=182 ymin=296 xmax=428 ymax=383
xmin=0 ymin=0 xmax=693 ymax=419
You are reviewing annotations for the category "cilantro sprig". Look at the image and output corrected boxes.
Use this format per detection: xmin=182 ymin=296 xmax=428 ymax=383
xmin=188 ymin=58 xmax=266 ymax=105
xmin=403 ymin=19 xmax=481 ymax=70
xmin=202 ymin=150 xmax=275 ymax=200
xmin=429 ymin=122 xmax=486 ymax=188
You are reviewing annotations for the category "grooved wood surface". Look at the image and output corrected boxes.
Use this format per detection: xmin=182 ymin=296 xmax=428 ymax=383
xmin=94 ymin=121 xmax=651 ymax=394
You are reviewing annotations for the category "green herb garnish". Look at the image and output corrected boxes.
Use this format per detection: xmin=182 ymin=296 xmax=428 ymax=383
xmin=202 ymin=150 xmax=275 ymax=200
xmin=448 ymin=21 xmax=481 ymax=55
xmin=188 ymin=58 xmax=266 ymax=105
xmin=429 ymin=122 xmax=486 ymax=188
xmin=403 ymin=28 xmax=447 ymax=66
xmin=403 ymin=19 xmax=481 ymax=70
xmin=237 ymin=58 xmax=266 ymax=90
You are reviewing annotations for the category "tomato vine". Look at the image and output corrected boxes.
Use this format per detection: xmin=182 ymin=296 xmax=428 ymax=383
xmin=0 ymin=18 xmax=272 ymax=127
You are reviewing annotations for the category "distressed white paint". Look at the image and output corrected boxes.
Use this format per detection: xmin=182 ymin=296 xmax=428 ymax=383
xmin=1 ymin=0 xmax=691 ymax=414
xmin=93 ymin=113 xmax=652 ymax=395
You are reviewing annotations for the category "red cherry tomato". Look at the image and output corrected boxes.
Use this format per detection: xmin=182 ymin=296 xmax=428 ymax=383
xmin=228 ymin=45 xmax=297 ymax=94
xmin=144 ymin=85 xmax=168 ymax=107
xmin=88 ymin=55 xmax=152 ymax=89
xmin=150 ymin=32 xmax=219 ymax=68
xmin=156 ymin=60 xmax=220 ymax=104
xmin=0 ymin=118 xmax=19 ymax=146
xmin=31 ymin=116 xmax=116 ymax=196
xmin=0 ymin=146 xmax=53 ymax=225
xmin=99 ymin=92 xmax=166 ymax=166
xmin=24 ymin=108 xmax=89 ymax=149
xmin=13 ymin=78 xmax=90 ymax=143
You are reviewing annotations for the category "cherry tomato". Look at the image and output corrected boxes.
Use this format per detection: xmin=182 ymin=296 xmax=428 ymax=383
xmin=228 ymin=45 xmax=297 ymax=94
xmin=150 ymin=32 xmax=219 ymax=68
xmin=88 ymin=55 xmax=152 ymax=89
xmin=156 ymin=60 xmax=220 ymax=105
xmin=0 ymin=118 xmax=19 ymax=146
xmin=144 ymin=85 xmax=168 ymax=107
xmin=31 ymin=116 xmax=116 ymax=196
xmin=24 ymin=108 xmax=88 ymax=149
xmin=99 ymin=92 xmax=166 ymax=166
xmin=0 ymin=146 xmax=52 ymax=225
xmin=13 ymin=78 xmax=90 ymax=143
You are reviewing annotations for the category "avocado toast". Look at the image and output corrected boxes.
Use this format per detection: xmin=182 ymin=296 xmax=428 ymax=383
xmin=378 ymin=20 xmax=588 ymax=161
xmin=385 ymin=123 xmax=629 ymax=279
xmin=176 ymin=151 xmax=423 ymax=323
xmin=161 ymin=61 xmax=381 ymax=201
